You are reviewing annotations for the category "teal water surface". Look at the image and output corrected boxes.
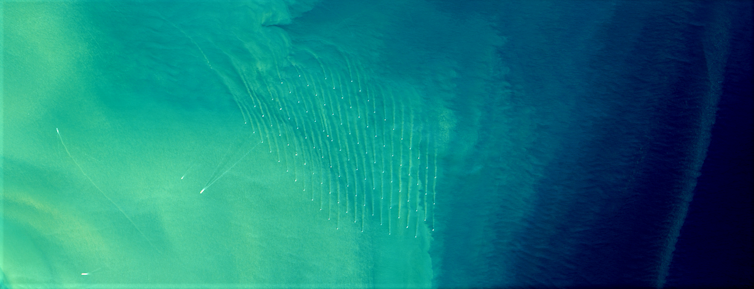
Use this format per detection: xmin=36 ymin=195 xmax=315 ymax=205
xmin=3 ymin=0 xmax=506 ymax=287
xmin=6 ymin=0 xmax=740 ymax=288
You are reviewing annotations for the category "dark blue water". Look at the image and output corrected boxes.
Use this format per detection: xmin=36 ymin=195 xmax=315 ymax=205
xmin=665 ymin=2 xmax=754 ymax=287
xmin=432 ymin=0 xmax=753 ymax=288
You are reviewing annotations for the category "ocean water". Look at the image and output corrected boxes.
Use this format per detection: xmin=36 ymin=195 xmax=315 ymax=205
xmin=2 ymin=0 xmax=751 ymax=288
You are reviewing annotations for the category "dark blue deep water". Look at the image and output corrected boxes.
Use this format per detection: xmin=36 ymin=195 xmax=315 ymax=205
xmin=432 ymin=1 xmax=753 ymax=288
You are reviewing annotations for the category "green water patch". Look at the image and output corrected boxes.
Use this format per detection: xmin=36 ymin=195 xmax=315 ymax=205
xmin=2 ymin=1 xmax=461 ymax=287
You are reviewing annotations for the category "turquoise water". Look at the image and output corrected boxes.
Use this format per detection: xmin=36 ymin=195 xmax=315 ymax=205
xmin=3 ymin=0 xmax=471 ymax=287
xmin=5 ymin=0 xmax=750 ymax=288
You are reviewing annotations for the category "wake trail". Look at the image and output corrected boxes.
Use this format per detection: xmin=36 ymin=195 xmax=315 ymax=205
xmin=200 ymin=142 xmax=262 ymax=194
xmin=56 ymin=128 xmax=165 ymax=255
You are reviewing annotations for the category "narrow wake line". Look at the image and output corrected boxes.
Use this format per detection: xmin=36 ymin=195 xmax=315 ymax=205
xmin=56 ymin=128 xmax=164 ymax=255
xmin=202 ymin=133 xmax=246 ymax=187
xmin=200 ymin=142 xmax=262 ymax=194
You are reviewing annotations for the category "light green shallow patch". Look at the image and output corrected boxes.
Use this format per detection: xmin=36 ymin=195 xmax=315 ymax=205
xmin=2 ymin=1 xmax=461 ymax=288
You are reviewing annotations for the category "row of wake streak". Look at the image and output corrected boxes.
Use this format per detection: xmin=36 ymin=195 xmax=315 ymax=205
xmin=227 ymin=47 xmax=439 ymax=235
